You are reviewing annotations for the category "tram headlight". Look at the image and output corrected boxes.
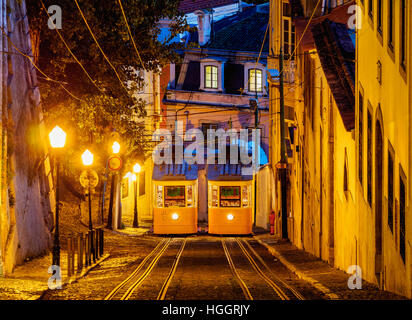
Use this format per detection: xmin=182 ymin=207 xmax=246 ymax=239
xmin=227 ymin=214 xmax=234 ymax=221
xmin=172 ymin=213 xmax=179 ymax=220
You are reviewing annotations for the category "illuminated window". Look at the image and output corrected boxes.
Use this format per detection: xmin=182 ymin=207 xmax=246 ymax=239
xmin=220 ymin=186 xmax=241 ymax=208
xmin=205 ymin=65 xmax=218 ymax=89
xmin=164 ymin=186 xmax=186 ymax=207
xmin=283 ymin=17 xmax=296 ymax=59
xmin=156 ymin=185 xmax=163 ymax=208
xmin=249 ymin=69 xmax=263 ymax=92
xmin=186 ymin=185 xmax=193 ymax=207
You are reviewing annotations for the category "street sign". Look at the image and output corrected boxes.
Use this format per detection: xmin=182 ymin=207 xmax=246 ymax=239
xmin=108 ymin=156 xmax=123 ymax=171
xmin=80 ymin=170 xmax=99 ymax=189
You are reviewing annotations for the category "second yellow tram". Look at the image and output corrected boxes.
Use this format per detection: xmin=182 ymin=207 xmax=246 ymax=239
xmin=207 ymin=164 xmax=253 ymax=235
xmin=152 ymin=162 xmax=198 ymax=234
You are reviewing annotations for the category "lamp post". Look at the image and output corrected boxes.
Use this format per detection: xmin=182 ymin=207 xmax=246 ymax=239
xmin=82 ymin=149 xmax=94 ymax=231
xmin=82 ymin=149 xmax=95 ymax=263
xmin=133 ymin=163 xmax=141 ymax=228
xmin=49 ymin=126 xmax=67 ymax=267
xmin=102 ymin=141 xmax=121 ymax=227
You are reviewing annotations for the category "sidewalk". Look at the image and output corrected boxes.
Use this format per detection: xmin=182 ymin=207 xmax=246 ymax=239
xmin=112 ymin=221 xmax=152 ymax=237
xmin=255 ymin=234 xmax=406 ymax=300
xmin=0 ymin=251 xmax=109 ymax=300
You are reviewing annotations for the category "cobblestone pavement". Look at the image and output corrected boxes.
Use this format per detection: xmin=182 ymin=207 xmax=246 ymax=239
xmin=256 ymin=235 xmax=406 ymax=300
xmin=39 ymin=233 xmax=406 ymax=300
xmin=2 ymin=230 xmax=407 ymax=300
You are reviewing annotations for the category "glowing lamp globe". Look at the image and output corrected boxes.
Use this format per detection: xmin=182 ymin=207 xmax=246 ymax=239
xmin=131 ymin=173 xmax=137 ymax=182
xmin=112 ymin=141 xmax=120 ymax=154
xmin=124 ymin=172 xmax=132 ymax=179
xmin=82 ymin=149 xmax=94 ymax=166
xmin=133 ymin=163 xmax=141 ymax=173
xmin=49 ymin=126 xmax=66 ymax=149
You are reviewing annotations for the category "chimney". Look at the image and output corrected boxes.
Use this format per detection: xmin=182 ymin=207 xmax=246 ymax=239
xmin=195 ymin=9 xmax=212 ymax=46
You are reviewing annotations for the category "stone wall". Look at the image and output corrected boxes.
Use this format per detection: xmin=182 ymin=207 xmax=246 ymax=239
xmin=0 ymin=0 xmax=53 ymax=275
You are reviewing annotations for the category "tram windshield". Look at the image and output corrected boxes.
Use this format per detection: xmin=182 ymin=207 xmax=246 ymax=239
xmin=164 ymin=186 xmax=186 ymax=207
xmin=220 ymin=186 xmax=241 ymax=207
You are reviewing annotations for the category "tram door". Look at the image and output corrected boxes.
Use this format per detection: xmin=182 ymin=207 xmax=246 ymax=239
xmin=198 ymin=169 xmax=208 ymax=223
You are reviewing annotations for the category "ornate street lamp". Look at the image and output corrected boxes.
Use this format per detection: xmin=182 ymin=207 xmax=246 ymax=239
xmin=82 ymin=149 xmax=95 ymax=262
xmin=105 ymin=141 xmax=122 ymax=229
xmin=133 ymin=163 xmax=141 ymax=228
xmin=112 ymin=141 xmax=120 ymax=154
xmin=49 ymin=126 xmax=67 ymax=267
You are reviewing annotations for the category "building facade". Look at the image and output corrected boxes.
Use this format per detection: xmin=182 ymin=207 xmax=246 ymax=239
xmin=269 ymin=0 xmax=411 ymax=297
xmin=163 ymin=4 xmax=272 ymax=226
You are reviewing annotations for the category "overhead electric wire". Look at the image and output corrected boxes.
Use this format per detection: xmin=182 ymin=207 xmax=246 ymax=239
xmin=39 ymin=0 xmax=103 ymax=93
xmin=117 ymin=0 xmax=147 ymax=73
xmin=0 ymin=26 xmax=82 ymax=101
xmin=73 ymin=0 xmax=129 ymax=93
xmin=279 ymin=0 xmax=322 ymax=78
xmin=240 ymin=19 xmax=269 ymax=97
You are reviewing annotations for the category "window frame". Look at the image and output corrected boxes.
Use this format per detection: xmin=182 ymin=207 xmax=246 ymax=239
xmin=388 ymin=0 xmax=395 ymax=52
xmin=399 ymin=166 xmax=406 ymax=264
xmin=387 ymin=142 xmax=395 ymax=233
xmin=358 ymin=89 xmax=364 ymax=187
xmin=367 ymin=105 xmax=373 ymax=206
xmin=399 ymin=0 xmax=407 ymax=72
xmin=248 ymin=68 xmax=263 ymax=93
xmin=200 ymin=58 xmax=225 ymax=92
xmin=243 ymin=62 xmax=267 ymax=96
xmin=204 ymin=65 xmax=218 ymax=89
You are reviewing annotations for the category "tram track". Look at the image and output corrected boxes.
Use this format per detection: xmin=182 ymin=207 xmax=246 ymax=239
xmin=105 ymin=237 xmax=187 ymax=300
xmin=221 ymin=237 xmax=305 ymax=300
xmin=221 ymin=238 xmax=254 ymax=300
xmin=105 ymin=236 xmax=304 ymax=301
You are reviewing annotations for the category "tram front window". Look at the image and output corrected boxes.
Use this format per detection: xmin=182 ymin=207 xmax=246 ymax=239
xmin=164 ymin=186 xmax=186 ymax=207
xmin=220 ymin=186 xmax=241 ymax=207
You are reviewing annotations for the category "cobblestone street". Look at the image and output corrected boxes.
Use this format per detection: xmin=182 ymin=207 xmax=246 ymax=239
xmin=34 ymin=231 xmax=404 ymax=300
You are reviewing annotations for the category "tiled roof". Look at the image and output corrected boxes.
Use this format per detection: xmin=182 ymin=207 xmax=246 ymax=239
xmin=179 ymin=0 xmax=238 ymax=13
xmin=311 ymin=19 xmax=355 ymax=131
xmin=206 ymin=11 xmax=269 ymax=53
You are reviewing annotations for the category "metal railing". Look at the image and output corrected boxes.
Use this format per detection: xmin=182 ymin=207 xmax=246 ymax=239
xmin=66 ymin=227 xmax=104 ymax=277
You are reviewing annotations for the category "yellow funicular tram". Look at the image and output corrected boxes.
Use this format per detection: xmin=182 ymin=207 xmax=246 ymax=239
xmin=207 ymin=164 xmax=254 ymax=235
xmin=153 ymin=161 xmax=198 ymax=234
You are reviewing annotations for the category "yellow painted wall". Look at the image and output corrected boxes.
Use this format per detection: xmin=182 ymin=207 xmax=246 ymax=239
xmin=356 ymin=0 xmax=410 ymax=296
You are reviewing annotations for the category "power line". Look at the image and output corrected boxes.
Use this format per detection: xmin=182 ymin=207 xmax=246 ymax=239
xmin=0 ymin=25 xmax=82 ymax=101
xmin=73 ymin=0 xmax=129 ymax=94
xmin=279 ymin=0 xmax=323 ymax=78
xmin=117 ymin=0 xmax=147 ymax=73
xmin=240 ymin=18 xmax=269 ymax=97
xmin=39 ymin=0 xmax=103 ymax=93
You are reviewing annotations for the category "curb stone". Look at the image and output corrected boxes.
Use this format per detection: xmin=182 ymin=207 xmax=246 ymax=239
xmin=37 ymin=253 xmax=110 ymax=300
xmin=255 ymin=237 xmax=340 ymax=300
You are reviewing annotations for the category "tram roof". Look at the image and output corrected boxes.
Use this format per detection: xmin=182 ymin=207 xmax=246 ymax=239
xmin=152 ymin=162 xmax=198 ymax=181
xmin=207 ymin=164 xmax=253 ymax=181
